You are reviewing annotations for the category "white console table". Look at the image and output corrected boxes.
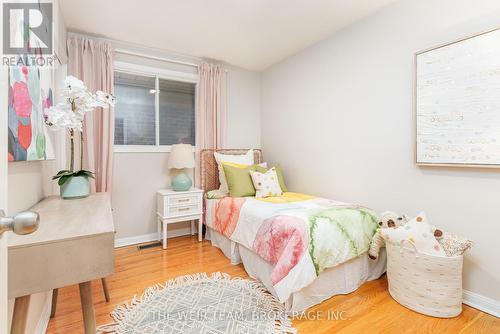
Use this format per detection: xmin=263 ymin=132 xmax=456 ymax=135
xmin=8 ymin=193 xmax=115 ymax=334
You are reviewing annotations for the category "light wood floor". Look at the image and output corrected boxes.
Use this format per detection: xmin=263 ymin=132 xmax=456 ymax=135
xmin=47 ymin=235 xmax=499 ymax=333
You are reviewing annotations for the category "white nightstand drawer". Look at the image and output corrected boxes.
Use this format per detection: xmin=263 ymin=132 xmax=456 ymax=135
xmin=168 ymin=203 xmax=201 ymax=217
xmin=168 ymin=194 xmax=200 ymax=206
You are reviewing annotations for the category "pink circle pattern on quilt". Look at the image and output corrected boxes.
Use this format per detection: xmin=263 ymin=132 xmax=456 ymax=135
xmin=253 ymin=215 xmax=308 ymax=285
xmin=214 ymin=197 xmax=246 ymax=238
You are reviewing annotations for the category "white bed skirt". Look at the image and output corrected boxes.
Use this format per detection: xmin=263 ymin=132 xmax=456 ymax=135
xmin=206 ymin=227 xmax=387 ymax=312
xmin=206 ymin=227 xmax=242 ymax=265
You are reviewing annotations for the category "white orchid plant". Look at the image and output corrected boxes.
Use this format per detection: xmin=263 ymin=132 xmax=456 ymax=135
xmin=45 ymin=76 xmax=116 ymax=186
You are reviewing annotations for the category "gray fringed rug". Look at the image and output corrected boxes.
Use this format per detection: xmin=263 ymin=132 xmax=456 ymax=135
xmin=98 ymin=272 xmax=296 ymax=334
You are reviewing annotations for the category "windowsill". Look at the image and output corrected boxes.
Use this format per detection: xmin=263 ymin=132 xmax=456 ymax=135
xmin=114 ymin=145 xmax=196 ymax=153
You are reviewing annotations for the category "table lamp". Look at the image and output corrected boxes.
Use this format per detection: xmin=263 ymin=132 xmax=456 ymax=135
xmin=168 ymin=144 xmax=195 ymax=191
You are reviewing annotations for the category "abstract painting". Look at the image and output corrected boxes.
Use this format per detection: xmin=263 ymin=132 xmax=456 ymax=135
xmin=8 ymin=66 xmax=55 ymax=161
xmin=415 ymin=28 xmax=500 ymax=167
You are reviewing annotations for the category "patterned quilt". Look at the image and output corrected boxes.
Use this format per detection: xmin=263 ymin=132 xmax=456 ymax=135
xmin=205 ymin=192 xmax=379 ymax=302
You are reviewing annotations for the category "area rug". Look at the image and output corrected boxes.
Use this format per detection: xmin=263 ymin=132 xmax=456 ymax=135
xmin=98 ymin=272 xmax=296 ymax=334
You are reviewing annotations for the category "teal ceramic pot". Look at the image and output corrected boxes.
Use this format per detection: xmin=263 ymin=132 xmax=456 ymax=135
xmin=60 ymin=176 xmax=90 ymax=199
xmin=172 ymin=172 xmax=192 ymax=191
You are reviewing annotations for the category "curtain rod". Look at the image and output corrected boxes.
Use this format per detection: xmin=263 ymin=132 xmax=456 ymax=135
xmin=115 ymin=49 xmax=199 ymax=68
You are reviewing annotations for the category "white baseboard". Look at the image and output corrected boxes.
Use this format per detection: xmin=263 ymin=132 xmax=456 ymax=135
xmin=463 ymin=290 xmax=500 ymax=318
xmin=115 ymin=226 xmax=197 ymax=248
xmin=115 ymin=233 xmax=159 ymax=248
xmin=34 ymin=292 xmax=51 ymax=334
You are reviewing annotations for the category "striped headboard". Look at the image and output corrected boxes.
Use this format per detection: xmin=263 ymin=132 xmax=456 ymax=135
xmin=199 ymin=149 xmax=263 ymax=192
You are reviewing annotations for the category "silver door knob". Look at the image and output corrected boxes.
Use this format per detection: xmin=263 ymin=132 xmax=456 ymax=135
xmin=0 ymin=210 xmax=40 ymax=235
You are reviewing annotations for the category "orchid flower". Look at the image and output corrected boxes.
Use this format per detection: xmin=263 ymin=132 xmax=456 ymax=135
xmin=44 ymin=76 xmax=115 ymax=173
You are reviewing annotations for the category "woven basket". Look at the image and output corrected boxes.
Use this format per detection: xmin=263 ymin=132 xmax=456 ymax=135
xmin=386 ymin=241 xmax=463 ymax=318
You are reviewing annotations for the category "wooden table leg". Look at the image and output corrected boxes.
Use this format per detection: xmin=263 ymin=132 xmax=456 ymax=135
xmin=50 ymin=289 xmax=58 ymax=318
xmin=101 ymin=278 xmax=110 ymax=302
xmin=11 ymin=295 xmax=30 ymax=334
xmin=79 ymin=281 xmax=96 ymax=334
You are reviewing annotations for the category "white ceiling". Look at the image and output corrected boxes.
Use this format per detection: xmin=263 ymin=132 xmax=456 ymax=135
xmin=59 ymin=0 xmax=397 ymax=71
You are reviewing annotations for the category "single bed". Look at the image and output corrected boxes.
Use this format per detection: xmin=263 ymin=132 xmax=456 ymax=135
xmin=200 ymin=149 xmax=386 ymax=312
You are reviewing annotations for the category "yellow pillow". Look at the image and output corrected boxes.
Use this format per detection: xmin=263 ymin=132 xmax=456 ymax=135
xmin=222 ymin=161 xmax=250 ymax=168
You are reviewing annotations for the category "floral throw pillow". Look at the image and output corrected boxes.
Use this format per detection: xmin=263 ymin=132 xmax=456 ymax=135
xmin=249 ymin=167 xmax=283 ymax=198
xmin=438 ymin=233 xmax=473 ymax=257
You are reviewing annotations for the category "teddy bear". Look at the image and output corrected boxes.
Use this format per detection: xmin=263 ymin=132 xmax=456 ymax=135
xmin=368 ymin=211 xmax=409 ymax=260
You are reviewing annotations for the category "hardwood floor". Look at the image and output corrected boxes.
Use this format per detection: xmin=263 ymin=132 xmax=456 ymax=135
xmin=47 ymin=235 xmax=499 ymax=333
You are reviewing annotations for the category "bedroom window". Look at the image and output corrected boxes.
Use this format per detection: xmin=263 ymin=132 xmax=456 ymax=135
xmin=113 ymin=62 xmax=197 ymax=152
xmin=114 ymin=72 xmax=156 ymax=146
xmin=158 ymin=79 xmax=196 ymax=146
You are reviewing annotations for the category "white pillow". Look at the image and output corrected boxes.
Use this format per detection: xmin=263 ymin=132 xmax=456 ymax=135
xmin=249 ymin=167 xmax=283 ymax=198
xmin=214 ymin=149 xmax=254 ymax=193
xmin=381 ymin=212 xmax=446 ymax=257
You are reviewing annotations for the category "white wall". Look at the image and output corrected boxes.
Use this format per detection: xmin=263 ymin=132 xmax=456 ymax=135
xmin=112 ymin=153 xmax=193 ymax=240
xmin=111 ymin=47 xmax=261 ymax=242
xmin=7 ymin=163 xmax=45 ymax=214
xmin=227 ymin=65 xmax=261 ymax=149
xmin=261 ymin=0 xmax=500 ymax=304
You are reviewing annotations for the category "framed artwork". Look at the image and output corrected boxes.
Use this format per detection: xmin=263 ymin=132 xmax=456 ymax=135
xmin=415 ymin=28 xmax=500 ymax=168
xmin=8 ymin=66 xmax=55 ymax=161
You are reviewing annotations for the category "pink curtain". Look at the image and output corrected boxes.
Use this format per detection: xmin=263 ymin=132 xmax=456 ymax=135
xmin=195 ymin=62 xmax=227 ymax=186
xmin=196 ymin=62 xmax=227 ymax=150
xmin=67 ymin=34 xmax=114 ymax=193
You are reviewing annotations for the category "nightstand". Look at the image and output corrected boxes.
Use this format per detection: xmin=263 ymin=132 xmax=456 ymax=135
xmin=156 ymin=188 xmax=204 ymax=249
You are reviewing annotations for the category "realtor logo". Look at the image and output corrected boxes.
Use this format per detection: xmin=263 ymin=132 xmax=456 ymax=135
xmin=2 ymin=2 xmax=53 ymax=55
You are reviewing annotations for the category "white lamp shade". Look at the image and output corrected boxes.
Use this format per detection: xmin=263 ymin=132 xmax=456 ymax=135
xmin=168 ymin=144 xmax=195 ymax=169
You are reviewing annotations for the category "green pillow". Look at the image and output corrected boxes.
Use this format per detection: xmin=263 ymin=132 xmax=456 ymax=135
xmin=222 ymin=164 xmax=257 ymax=197
xmin=256 ymin=164 xmax=288 ymax=192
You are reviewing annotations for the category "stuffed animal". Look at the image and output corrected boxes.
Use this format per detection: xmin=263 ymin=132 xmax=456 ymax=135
xmin=368 ymin=211 xmax=409 ymax=260
xmin=381 ymin=212 xmax=446 ymax=257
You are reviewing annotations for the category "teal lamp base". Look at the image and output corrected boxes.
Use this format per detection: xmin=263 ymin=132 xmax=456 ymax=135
xmin=172 ymin=172 xmax=192 ymax=191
